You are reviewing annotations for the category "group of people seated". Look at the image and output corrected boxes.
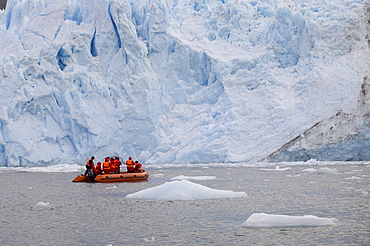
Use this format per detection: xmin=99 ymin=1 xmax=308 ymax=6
xmin=84 ymin=156 xmax=143 ymax=175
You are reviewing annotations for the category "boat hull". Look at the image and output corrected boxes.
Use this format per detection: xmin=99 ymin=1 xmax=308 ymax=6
xmin=72 ymin=171 xmax=149 ymax=183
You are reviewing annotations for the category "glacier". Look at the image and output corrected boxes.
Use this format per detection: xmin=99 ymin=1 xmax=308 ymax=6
xmin=0 ymin=0 xmax=369 ymax=166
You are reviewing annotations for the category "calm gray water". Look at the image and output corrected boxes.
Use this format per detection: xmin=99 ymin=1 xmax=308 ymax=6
xmin=1 ymin=164 xmax=369 ymax=246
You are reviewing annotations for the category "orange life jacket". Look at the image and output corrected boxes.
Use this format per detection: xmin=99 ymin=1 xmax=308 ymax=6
xmin=86 ymin=159 xmax=94 ymax=168
xmin=135 ymin=163 xmax=142 ymax=171
xmin=95 ymin=163 xmax=102 ymax=174
xmin=126 ymin=159 xmax=134 ymax=167
xmin=110 ymin=159 xmax=116 ymax=167
xmin=103 ymin=161 xmax=111 ymax=169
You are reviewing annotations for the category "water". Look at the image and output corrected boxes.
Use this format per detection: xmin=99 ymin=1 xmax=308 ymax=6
xmin=1 ymin=164 xmax=369 ymax=245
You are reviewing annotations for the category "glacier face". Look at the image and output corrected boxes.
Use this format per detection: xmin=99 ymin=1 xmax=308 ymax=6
xmin=0 ymin=0 xmax=369 ymax=166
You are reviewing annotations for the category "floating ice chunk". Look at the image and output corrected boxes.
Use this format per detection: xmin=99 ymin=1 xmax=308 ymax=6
xmin=361 ymin=190 xmax=368 ymax=196
xmin=5 ymin=164 xmax=84 ymax=173
xmin=125 ymin=180 xmax=247 ymax=200
xmin=260 ymin=166 xmax=291 ymax=171
xmin=286 ymin=173 xmax=301 ymax=177
xmin=305 ymin=159 xmax=319 ymax=163
xmin=152 ymin=173 xmax=165 ymax=178
xmin=302 ymin=167 xmax=339 ymax=174
xmin=106 ymin=186 xmax=117 ymax=189
xmin=170 ymin=175 xmax=217 ymax=181
xmin=344 ymin=176 xmax=362 ymax=180
xmin=241 ymin=213 xmax=338 ymax=227
xmin=144 ymin=237 xmax=156 ymax=242
xmin=36 ymin=202 xmax=50 ymax=207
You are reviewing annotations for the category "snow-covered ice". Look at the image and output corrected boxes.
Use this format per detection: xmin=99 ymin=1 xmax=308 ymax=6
xmin=125 ymin=180 xmax=247 ymax=200
xmin=0 ymin=0 xmax=369 ymax=166
xmin=241 ymin=213 xmax=338 ymax=227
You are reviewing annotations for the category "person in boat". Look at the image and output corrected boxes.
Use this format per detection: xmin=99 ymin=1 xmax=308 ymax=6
xmin=84 ymin=156 xmax=95 ymax=175
xmin=114 ymin=156 xmax=122 ymax=173
xmin=110 ymin=157 xmax=117 ymax=174
xmin=94 ymin=162 xmax=103 ymax=175
xmin=134 ymin=161 xmax=142 ymax=173
xmin=103 ymin=157 xmax=111 ymax=174
xmin=126 ymin=157 xmax=135 ymax=173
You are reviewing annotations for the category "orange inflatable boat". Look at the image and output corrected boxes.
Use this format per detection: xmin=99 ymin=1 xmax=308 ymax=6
xmin=72 ymin=171 xmax=149 ymax=183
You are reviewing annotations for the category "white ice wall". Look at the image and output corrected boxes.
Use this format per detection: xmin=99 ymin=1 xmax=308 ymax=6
xmin=0 ymin=0 xmax=369 ymax=166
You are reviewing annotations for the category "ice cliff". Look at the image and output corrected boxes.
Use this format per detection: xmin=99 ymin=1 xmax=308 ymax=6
xmin=0 ymin=0 xmax=369 ymax=166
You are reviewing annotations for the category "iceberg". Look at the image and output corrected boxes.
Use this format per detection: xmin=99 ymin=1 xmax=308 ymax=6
xmin=241 ymin=213 xmax=338 ymax=227
xmin=0 ymin=0 xmax=369 ymax=166
xmin=125 ymin=179 xmax=247 ymax=200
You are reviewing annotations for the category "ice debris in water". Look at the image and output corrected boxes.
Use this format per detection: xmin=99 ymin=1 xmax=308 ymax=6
xmin=125 ymin=180 xmax=247 ymax=200
xmin=302 ymin=167 xmax=339 ymax=174
xmin=36 ymin=202 xmax=50 ymax=207
xmin=170 ymin=175 xmax=217 ymax=181
xmin=241 ymin=213 xmax=338 ymax=227
xmin=144 ymin=237 xmax=156 ymax=242
xmin=260 ymin=166 xmax=292 ymax=171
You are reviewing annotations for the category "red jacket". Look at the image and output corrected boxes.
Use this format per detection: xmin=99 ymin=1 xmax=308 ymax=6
xmin=135 ymin=163 xmax=142 ymax=171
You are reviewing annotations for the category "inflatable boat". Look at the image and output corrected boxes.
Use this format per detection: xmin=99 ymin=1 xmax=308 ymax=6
xmin=72 ymin=170 xmax=149 ymax=183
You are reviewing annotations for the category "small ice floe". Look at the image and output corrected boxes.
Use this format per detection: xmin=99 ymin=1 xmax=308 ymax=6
xmin=36 ymin=201 xmax=50 ymax=207
xmin=305 ymin=159 xmax=319 ymax=163
xmin=344 ymin=176 xmax=362 ymax=180
xmin=106 ymin=186 xmax=117 ymax=189
xmin=361 ymin=190 xmax=369 ymax=196
xmin=260 ymin=166 xmax=291 ymax=171
xmin=344 ymin=171 xmax=355 ymax=174
xmin=345 ymin=188 xmax=369 ymax=196
xmin=306 ymin=181 xmax=318 ymax=184
xmin=11 ymin=164 xmax=84 ymax=173
xmin=170 ymin=175 xmax=216 ymax=181
xmin=125 ymin=180 xmax=247 ymax=200
xmin=36 ymin=202 xmax=51 ymax=208
xmin=241 ymin=213 xmax=338 ymax=227
xmin=286 ymin=173 xmax=301 ymax=177
xmin=152 ymin=173 xmax=164 ymax=178
xmin=302 ymin=167 xmax=339 ymax=174
xmin=144 ymin=237 xmax=156 ymax=242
